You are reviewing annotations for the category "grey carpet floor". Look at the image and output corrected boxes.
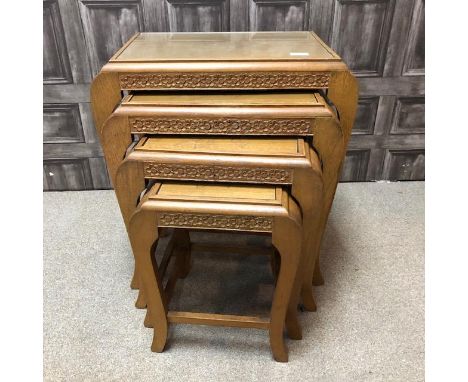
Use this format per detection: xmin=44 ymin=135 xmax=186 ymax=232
xmin=43 ymin=182 xmax=424 ymax=382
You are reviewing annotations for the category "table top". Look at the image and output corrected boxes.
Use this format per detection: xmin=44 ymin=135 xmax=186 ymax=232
xmin=117 ymin=91 xmax=334 ymax=121
xmin=137 ymin=137 xmax=302 ymax=156
xmin=125 ymin=92 xmax=324 ymax=106
xmin=152 ymin=182 xmax=281 ymax=204
xmin=111 ymin=32 xmax=340 ymax=63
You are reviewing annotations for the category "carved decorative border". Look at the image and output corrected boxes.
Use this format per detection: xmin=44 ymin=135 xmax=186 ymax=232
xmin=144 ymin=163 xmax=293 ymax=184
xmin=158 ymin=213 xmax=273 ymax=232
xmin=120 ymin=72 xmax=331 ymax=89
xmin=130 ymin=117 xmax=313 ymax=135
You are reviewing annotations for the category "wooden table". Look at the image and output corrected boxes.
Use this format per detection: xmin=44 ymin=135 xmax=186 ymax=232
xmin=91 ymin=30 xmax=358 ymax=299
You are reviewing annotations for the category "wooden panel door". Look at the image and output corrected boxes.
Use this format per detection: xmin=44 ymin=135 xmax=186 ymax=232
xmin=43 ymin=0 xmax=424 ymax=190
xmin=325 ymin=0 xmax=425 ymax=181
xmin=44 ymin=0 xmax=104 ymax=190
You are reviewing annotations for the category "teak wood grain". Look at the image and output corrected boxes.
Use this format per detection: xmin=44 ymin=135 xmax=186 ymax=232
xmin=100 ymin=91 xmax=344 ymax=294
xmin=115 ymin=136 xmax=323 ymax=311
xmin=110 ymin=32 xmax=341 ymax=62
xmin=99 ymin=92 xmax=335 ymax=193
xmin=128 ymin=182 xmax=305 ymax=362
xmin=91 ymin=31 xmax=358 ymax=294
xmin=91 ymin=32 xmax=348 ymax=138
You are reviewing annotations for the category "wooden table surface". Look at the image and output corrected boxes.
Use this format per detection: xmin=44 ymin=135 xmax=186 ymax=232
xmin=111 ymin=31 xmax=341 ymax=63
xmin=91 ymin=31 xmax=358 ymax=311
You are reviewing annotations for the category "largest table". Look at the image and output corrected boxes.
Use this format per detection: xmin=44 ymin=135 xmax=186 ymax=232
xmin=91 ymin=31 xmax=358 ymax=295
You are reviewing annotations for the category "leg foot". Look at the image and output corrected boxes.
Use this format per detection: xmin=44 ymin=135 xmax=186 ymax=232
xmin=312 ymin=259 xmax=324 ymax=286
xmin=285 ymin=308 xmax=302 ymax=340
xmin=135 ymin=288 xmax=147 ymax=309
xmin=151 ymin=327 xmax=168 ymax=353
xmin=144 ymin=311 xmax=153 ymax=328
xmin=270 ymin=215 xmax=302 ymax=363
xmin=129 ymin=208 xmax=168 ymax=354
xmin=301 ymin=283 xmax=317 ymax=312
xmin=130 ymin=266 xmax=139 ymax=289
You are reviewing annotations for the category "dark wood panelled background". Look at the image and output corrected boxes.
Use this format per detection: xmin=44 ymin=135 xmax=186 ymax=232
xmin=43 ymin=0 xmax=425 ymax=190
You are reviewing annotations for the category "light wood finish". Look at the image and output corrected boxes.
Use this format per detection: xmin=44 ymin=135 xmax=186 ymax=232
xmin=105 ymin=95 xmax=346 ymax=293
xmin=135 ymin=228 xmax=191 ymax=311
xmin=158 ymin=182 xmax=279 ymax=202
xmin=118 ymin=95 xmax=333 ymax=134
xmin=128 ymin=182 xmax=304 ymax=362
xmin=91 ymin=32 xmax=358 ymax=290
xmin=46 ymin=3 xmax=425 ymax=190
xmin=90 ymin=71 xmax=121 ymax=140
xmin=115 ymin=137 xmax=323 ymax=312
xmin=103 ymin=92 xmax=335 ymax=300
xmin=111 ymin=32 xmax=341 ymax=62
xmin=311 ymin=71 xmax=358 ymax=285
xmin=128 ymin=92 xmax=321 ymax=106
xmin=167 ymin=311 xmax=270 ymax=330
xmin=43 ymin=0 xmax=426 ymax=191
xmin=139 ymin=137 xmax=301 ymax=156
xmin=90 ymin=32 xmax=347 ymax=136
xmin=100 ymin=91 xmax=334 ymax=187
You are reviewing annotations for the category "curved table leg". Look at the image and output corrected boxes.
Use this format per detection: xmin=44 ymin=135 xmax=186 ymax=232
xmin=101 ymin=115 xmax=132 ymax=187
xmin=309 ymin=72 xmax=358 ymax=286
xmin=271 ymin=212 xmax=303 ymax=362
xmin=291 ymin=160 xmax=323 ymax=312
xmin=115 ymin=159 xmax=146 ymax=231
xmin=90 ymin=71 xmax=121 ymax=140
xmin=129 ymin=209 xmax=168 ymax=352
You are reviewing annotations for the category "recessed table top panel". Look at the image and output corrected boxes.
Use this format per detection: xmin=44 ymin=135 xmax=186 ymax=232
xmin=126 ymin=92 xmax=322 ymax=107
xmin=111 ymin=32 xmax=340 ymax=63
xmin=137 ymin=137 xmax=301 ymax=156
xmin=118 ymin=92 xmax=332 ymax=136
xmin=154 ymin=182 xmax=280 ymax=203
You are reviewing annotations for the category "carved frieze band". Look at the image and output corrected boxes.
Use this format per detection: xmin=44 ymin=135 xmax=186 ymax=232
xmin=120 ymin=72 xmax=331 ymax=89
xmin=144 ymin=163 xmax=293 ymax=184
xmin=130 ymin=117 xmax=313 ymax=135
xmin=158 ymin=213 xmax=273 ymax=232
